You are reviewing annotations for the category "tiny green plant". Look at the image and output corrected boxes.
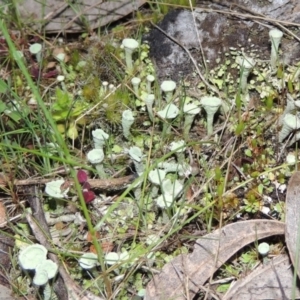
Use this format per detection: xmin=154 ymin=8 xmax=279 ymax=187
xmin=1 ymin=2 xmax=300 ymax=299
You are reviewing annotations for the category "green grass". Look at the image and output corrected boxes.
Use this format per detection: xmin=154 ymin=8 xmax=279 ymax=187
xmin=0 ymin=16 xmax=113 ymax=298
xmin=0 ymin=0 xmax=299 ymax=299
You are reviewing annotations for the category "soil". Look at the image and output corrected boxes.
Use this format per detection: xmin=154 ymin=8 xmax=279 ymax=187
xmin=144 ymin=0 xmax=300 ymax=82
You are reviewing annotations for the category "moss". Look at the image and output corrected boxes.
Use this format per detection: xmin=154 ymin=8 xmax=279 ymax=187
xmin=82 ymin=77 xmax=100 ymax=102
xmin=223 ymin=194 xmax=240 ymax=211
xmin=83 ymin=41 xmax=122 ymax=83
xmin=69 ymin=49 xmax=81 ymax=67
xmin=104 ymin=86 xmax=131 ymax=124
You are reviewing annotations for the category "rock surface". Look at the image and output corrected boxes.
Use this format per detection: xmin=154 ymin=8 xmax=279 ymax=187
xmin=145 ymin=0 xmax=300 ymax=82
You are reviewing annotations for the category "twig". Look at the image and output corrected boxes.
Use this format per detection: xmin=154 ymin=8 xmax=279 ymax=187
xmin=209 ymin=276 xmax=236 ymax=285
xmin=0 ymin=174 xmax=136 ymax=192
xmin=229 ymin=1 xmax=300 ymax=42
xmin=62 ymin=0 xmax=104 ymax=32
xmin=43 ymin=2 xmax=69 ymax=23
xmin=199 ymin=1 xmax=300 ymax=42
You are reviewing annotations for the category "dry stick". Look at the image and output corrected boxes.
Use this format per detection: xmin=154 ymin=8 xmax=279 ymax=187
xmin=0 ymin=174 xmax=136 ymax=192
xmin=190 ymin=0 xmax=207 ymax=71
xmin=62 ymin=0 xmax=104 ymax=31
xmin=150 ymin=21 xmax=221 ymax=97
xmin=210 ymin=276 xmax=236 ymax=285
xmin=43 ymin=2 xmax=70 ymax=24
xmin=230 ymin=8 xmax=300 ymax=29
xmin=52 ymin=0 xmax=103 ymax=40
xmin=197 ymin=4 xmax=300 ymax=42
xmin=198 ymin=285 xmax=221 ymax=300
xmin=230 ymin=1 xmax=300 ymax=42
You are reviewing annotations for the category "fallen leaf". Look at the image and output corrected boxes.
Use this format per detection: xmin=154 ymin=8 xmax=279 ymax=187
xmin=285 ymin=171 xmax=300 ymax=279
xmin=0 ymin=284 xmax=15 ymax=300
xmin=0 ymin=202 xmax=7 ymax=228
xmin=43 ymin=69 xmax=59 ymax=78
xmin=77 ymin=169 xmax=88 ymax=184
xmin=0 ymin=173 xmax=7 ymax=186
xmin=185 ymin=186 xmax=193 ymax=201
xmin=90 ymin=242 xmax=114 ymax=254
xmin=52 ymin=47 xmax=69 ymax=62
xmin=83 ymin=190 xmax=96 ymax=203
xmin=145 ymin=220 xmax=285 ymax=300
xmin=86 ymin=231 xmax=101 ymax=243
xmin=55 ymin=221 xmax=65 ymax=231
xmin=223 ymin=254 xmax=300 ymax=300
xmin=90 ymin=244 xmax=97 ymax=254
xmin=101 ymin=241 xmax=114 ymax=253
xmin=82 ymin=181 xmax=91 ymax=190
xmin=60 ymin=179 xmax=71 ymax=192
xmin=46 ymin=61 xmax=56 ymax=69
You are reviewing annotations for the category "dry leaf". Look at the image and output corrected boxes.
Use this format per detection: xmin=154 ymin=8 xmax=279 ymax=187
xmin=0 ymin=202 xmax=7 ymax=228
xmin=0 ymin=284 xmax=15 ymax=300
xmin=55 ymin=221 xmax=65 ymax=231
xmin=101 ymin=241 xmax=114 ymax=253
xmin=145 ymin=220 xmax=285 ymax=300
xmin=52 ymin=48 xmax=69 ymax=62
xmin=285 ymin=171 xmax=300 ymax=279
xmin=89 ymin=242 xmax=114 ymax=254
xmin=224 ymin=254 xmax=300 ymax=300
xmin=86 ymin=231 xmax=101 ymax=243
xmin=0 ymin=173 xmax=7 ymax=186
xmin=46 ymin=61 xmax=56 ymax=69
xmin=185 ymin=186 xmax=193 ymax=201
xmin=89 ymin=244 xmax=97 ymax=254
